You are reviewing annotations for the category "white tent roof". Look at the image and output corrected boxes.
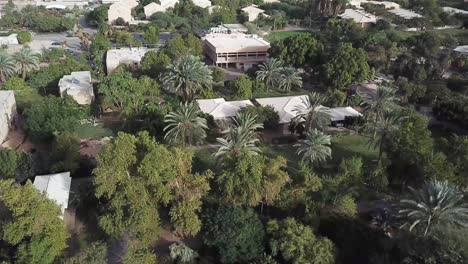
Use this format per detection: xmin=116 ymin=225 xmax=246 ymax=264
xmin=388 ymin=8 xmax=422 ymax=19
xmin=197 ymin=98 xmax=253 ymax=119
xmin=33 ymin=172 xmax=71 ymax=216
xmin=329 ymin=107 xmax=362 ymax=122
xmin=256 ymin=95 xmax=308 ymax=124
xmin=454 ymin=45 xmax=468 ymax=55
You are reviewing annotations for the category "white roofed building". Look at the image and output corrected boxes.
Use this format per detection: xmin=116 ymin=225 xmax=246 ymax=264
xmin=388 ymin=8 xmax=423 ymax=19
xmin=192 ymin=0 xmax=212 ymax=8
xmin=33 ymin=172 xmax=72 ymax=217
xmin=203 ymin=32 xmax=270 ymax=70
xmin=58 ymin=71 xmax=94 ymax=105
xmin=241 ymin=5 xmax=269 ymax=22
xmin=197 ymin=98 xmax=253 ymax=120
xmin=108 ymin=0 xmax=139 ymax=23
xmin=0 ymin=91 xmax=16 ymax=144
xmin=329 ymin=107 xmax=362 ymax=124
xmin=255 ymin=95 xmax=308 ymax=124
xmin=339 ymin=9 xmax=377 ymax=27
xmin=144 ymin=0 xmax=178 ymax=17
xmin=0 ymin=34 xmax=18 ymax=45
xmin=106 ymin=48 xmax=153 ymax=74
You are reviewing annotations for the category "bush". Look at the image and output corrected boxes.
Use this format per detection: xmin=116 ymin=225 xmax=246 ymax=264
xmin=211 ymin=67 xmax=225 ymax=83
xmin=240 ymin=105 xmax=279 ymax=129
xmin=16 ymin=31 xmax=31 ymax=44
xmin=231 ymin=75 xmax=253 ymax=99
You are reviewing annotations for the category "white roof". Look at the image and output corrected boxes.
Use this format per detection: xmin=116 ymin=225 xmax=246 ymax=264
xmin=33 ymin=172 xmax=72 ymax=216
xmin=339 ymin=9 xmax=377 ymax=24
xmin=442 ymin=6 xmax=468 ymax=15
xmin=329 ymin=107 xmax=362 ymax=121
xmin=0 ymin=90 xmax=14 ymax=111
xmin=144 ymin=0 xmax=178 ymax=16
xmin=106 ymin=48 xmax=153 ymax=74
xmin=350 ymin=0 xmax=400 ymax=9
xmin=454 ymin=45 xmax=468 ymax=55
xmin=192 ymin=0 xmax=211 ymax=8
xmin=241 ymin=4 xmax=266 ymax=14
xmin=388 ymin=8 xmax=422 ymax=19
xmin=256 ymin=95 xmax=308 ymax=124
xmin=197 ymin=98 xmax=253 ymax=119
xmin=59 ymin=71 xmax=93 ymax=105
xmin=203 ymin=33 xmax=270 ymax=53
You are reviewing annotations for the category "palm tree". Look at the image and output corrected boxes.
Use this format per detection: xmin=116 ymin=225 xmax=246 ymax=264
xmin=294 ymin=128 xmax=332 ymax=165
xmin=362 ymin=85 xmax=398 ymax=116
xmin=367 ymin=111 xmax=405 ymax=161
xmin=0 ymin=52 xmax=16 ymax=83
xmin=256 ymin=58 xmax=283 ymax=92
xmin=162 ymin=55 xmax=213 ymax=101
xmin=13 ymin=47 xmax=39 ymax=79
xmin=164 ymin=102 xmax=208 ymax=146
xmin=279 ymin=66 xmax=302 ymax=92
xmin=292 ymin=92 xmax=332 ymax=131
xmin=398 ymin=180 xmax=468 ymax=236
xmin=214 ymin=112 xmax=263 ymax=159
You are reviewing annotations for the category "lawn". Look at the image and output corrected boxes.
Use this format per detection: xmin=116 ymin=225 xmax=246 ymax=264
xmin=331 ymin=133 xmax=378 ymax=164
xmin=74 ymin=123 xmax=116 ymax=140
xmin=265 ymin=31 xmax=311 ymax=42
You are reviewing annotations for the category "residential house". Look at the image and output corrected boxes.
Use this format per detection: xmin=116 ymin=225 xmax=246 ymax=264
xmin=0 ymin=91 xmax=16 ymax=144
xmin=144 ymin=0 xmax=178 ymax=17
xmin=0 ymin=34 xmax=18 ymax=45
xmin=338 ymin=9 xmax=377 ymax=27
xmin=241 ymin=5 xmax=269 ymax=22
xmin=106 ymin=47 xmax=153 ymax=74
xmin=196 ymin=98 xmax=253 ymax=120
xmin=58 ymin=71 xmax=94 ymax=105
xmin=108 ymin=0 xmax=139 ymax=24
xmin=33 ymin=172 xmax=72 ymax=218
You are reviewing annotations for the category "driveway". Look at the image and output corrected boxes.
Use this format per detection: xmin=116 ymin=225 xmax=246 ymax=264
xmin=6 ymin=32 xmax=81 ymax=54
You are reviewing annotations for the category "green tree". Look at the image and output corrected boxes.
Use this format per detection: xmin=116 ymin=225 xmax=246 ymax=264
xmin=240 ymin=105 xmax=279 ymax=129
xmin=232 ymin=75 xmax=253 ymax=99
xmin=164 ymin=102 xmax=208 ymax=146
xmin=61 ymin=241 xmax=107 ymax=264
xmin=398 ymin=180 xmax=468 ymax=236
xmin=24 ymin=96 xmax=83 ymax=141
xmin=162 ymin=55 xmax=213 ymax=101
xmin=267 ymin=218 xmax=335 ymax=264
xmin=295 ymin=129 xmax=332 ymax=165
xmin=203 ymin=206 xmax=265 ymax=263
xmin=163 ymin=34 xmax=203 ymax=59
xmin=50 ymin=132 xmax=81 ymax=173
xmin=0 ymin=149 xmax=20 ymax=179
xmin=0 ymin=179 xmax=68 ymax=264
xmin=215 ymin=112 xmax=263 ymax=159
xmin=13 ymin=47 xmax=39 ymax=79
xmin=143 ymin=25 xmax=160 ymax=44
xmin=114 ymin=31 xmax=133 ymax=46
xmin=362 ymin=85 xmax=398 ymax=116
xmin=279 ymin=66 xmax=302 ymax=92
xmin=367 ymin=111 xmax=405 ymax=162
xmin=140 ymin=51 xmax=171 ymax=78
xmin=256 ymin=58 xmax=282 ymax=92
xmin=16 ymin=31 xmax=31 ymax=44
xmin=85 ymin=4 xmax=109 ymax=27
xmin=2 ymin=77 xmax=41 ymax=111
xmin=0 ymin=52 xmax=16 ymax=83
xmin=325 ymin=43 xmax=372 ymax=89
xmin=292 ymin=93 xmax=332 ymax=131
xmin=269 ymin=34 xmax=323 ymax=68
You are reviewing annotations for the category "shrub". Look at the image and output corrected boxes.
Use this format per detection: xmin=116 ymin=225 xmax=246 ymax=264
xmin=16 ymin=31 xmax=31 ymax=44
xmin=240 ymin=105 xmax=279 ymax=129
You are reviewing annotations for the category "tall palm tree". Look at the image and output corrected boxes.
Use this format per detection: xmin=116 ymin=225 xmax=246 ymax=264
xmin=13 ymin=47 xmax=39 ymax=79
xmin=398 ymin=180 xmax=468 ymax=236
xmin=162 ymin=55 xmax=213 ymax=102
xmin=0 ymin=52 xmax=16 ymax=83
xmin=367 ymin=111 xmax=405 ymax=161
xmin=256 ymin=58 xmax=283 ymax=92
xmin=164 ymin=102 xmax=208 ymax=146
xmin=279 ymin=66 xmax=302 ymax=92
xmin=214 ymin=112 xmax=263 ymax=159
xmin=362 ymin=85 xmax=398 ymax=116
xmin=294 ymin=128 xmax=332 ymax=165
xmin=292 ymin=92 xmax=332 ymax=131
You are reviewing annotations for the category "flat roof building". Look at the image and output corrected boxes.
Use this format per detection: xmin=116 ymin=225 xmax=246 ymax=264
xmin=106 ymin=47 xmax=153 ymax=74
xmin=144 ymin=0 xmax=178 ymax=17
xmin=203 ymin=32 xmax=270 ymax=70
xmin=59 ymin=71 xmax=94 ymax=105
xmin=108 ymin=0 xmax=138 ymax=24
xmin=33 ymin=172 xmax=71 ymax=217
xmin=0 ymin=91 xmax=16 ymax=144
xmin=0 ymin=34 xmax=18 ymax=45
xmin=197 ymin=98 xmax=253 ymax=120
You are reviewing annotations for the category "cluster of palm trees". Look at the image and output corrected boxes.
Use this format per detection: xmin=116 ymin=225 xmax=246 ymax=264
xmin=256 ymin=58 xmax=302 ymax=92
xmin=0 ymin=47 xmax=39 ymax=82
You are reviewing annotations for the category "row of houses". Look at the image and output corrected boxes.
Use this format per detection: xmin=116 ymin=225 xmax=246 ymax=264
xmin=197 ymin=96 xmax=362 ymax=133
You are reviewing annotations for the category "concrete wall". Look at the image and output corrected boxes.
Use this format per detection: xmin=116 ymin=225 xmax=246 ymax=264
xmin=0 ymin=91 xmax=17 ymax=144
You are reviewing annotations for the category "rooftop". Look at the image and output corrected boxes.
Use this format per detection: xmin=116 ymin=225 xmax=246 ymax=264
xmin=203 ymin=33 xmax=270 ymax=53
xmin=197 ymin=98 xmax=253 ymax=119
xmin=329 ymin=107 xmax=362 ymax=122
xmin=442 ymin=6 xmax=468 ymax=15
xmin=0 ymin=90 xmax=15 ymax=113
xmin=388 ymin=8 xmax=423 ymax=19
xmin=256 ymin=95 xmax=308 ymax=124
xmin=339 ymin=9 xmax=377 ymax=24
xmin=33 ymin=172 xmax=72 ymax=216
xmin=454 ymin=45 xmax=468 ymax=55
xmin=241 ymin=4 xmax=266 ymax=14
xmin=106 ymin=47 xmax=153 ymax=73
xmin=59 ymin=71 xmax=93 ymax=104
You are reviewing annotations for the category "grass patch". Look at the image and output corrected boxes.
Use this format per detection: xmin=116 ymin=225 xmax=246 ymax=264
xmin=75 ymin=123 xmax=116 ymax=139
xmin=331 ymin=133 xmax=377 ymax=165
xmin=265 ymin=31 xmax=311 ymax=42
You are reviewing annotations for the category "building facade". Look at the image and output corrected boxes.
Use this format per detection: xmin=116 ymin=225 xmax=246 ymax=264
xmin=0 ymin=91 xmax=17 ymax=144
xmin=203 ymin=33 xmax=270 ymax=70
